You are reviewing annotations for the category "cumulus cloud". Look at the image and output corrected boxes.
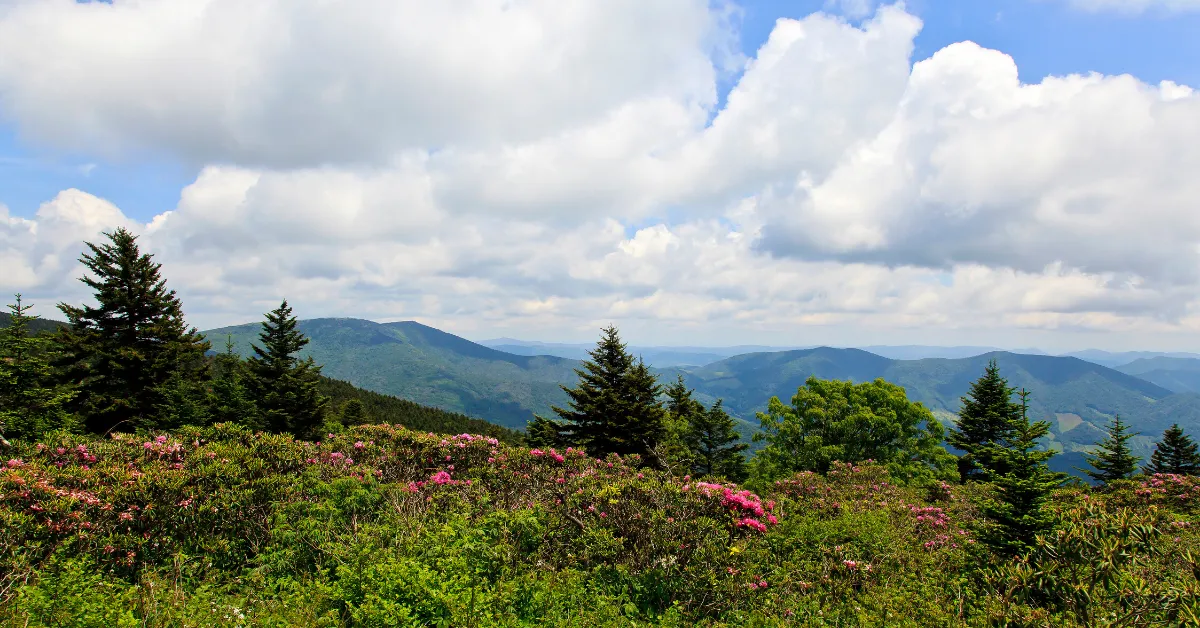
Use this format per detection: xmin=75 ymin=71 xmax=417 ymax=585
xmin=0 ymin=2 xmax=1197 ymax=348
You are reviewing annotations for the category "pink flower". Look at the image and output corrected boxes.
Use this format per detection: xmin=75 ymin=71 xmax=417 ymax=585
xmin=155 ymin=435 xmax=168 ymax=444
xmin=143 ymin=442 xmax=153 ymax=449
xmin=354 ymin=441 xmax=364 ymax=449
xmin=5 ymin=459 xmax=22 ymax=468
xmin=430 ymin=471 xmax=453 ymax=485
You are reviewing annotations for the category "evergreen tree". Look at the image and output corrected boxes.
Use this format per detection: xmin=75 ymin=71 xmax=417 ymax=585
xmin=688 ymin=399 xmax=749 ymax=481
xmin=977 ymin=389 xmax=1065 ymax=556
xmin=0 ymin=295 xmax=77 ymax=441
xmin=340 ymin=398 xmax=367 ymax=426
xmin=551 ymin=326 xmax=669 ymax=463
xmin=208 ymin=336 xmax=261 ymax=429
xmin=525 ymin=415 xmax=565 ymax=448
xmin=1081 ymin=414 xmax=1140 ymax=485
xmin=661 ymin=375 xmax=703 ymax=472
xmin=246 ymin=300 xmax=328 ymax=439
xmin=56 ymin=228 xmax=209 ymax=434
xmin=947 ymin=360 xmax=1020 ymax=483
xmin=1143 ymin=424 xmax=1200 ymax=476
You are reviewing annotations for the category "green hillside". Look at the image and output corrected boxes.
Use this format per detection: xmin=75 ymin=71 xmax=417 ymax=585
xmin=0 ymin=312 xmax=66 ymax=335
xmin=203 ymin=318 xmax=578 ymax=430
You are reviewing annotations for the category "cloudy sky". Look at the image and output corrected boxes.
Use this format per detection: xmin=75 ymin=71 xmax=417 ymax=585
xmin=1 ymin=0 xmax=1198 ymax=352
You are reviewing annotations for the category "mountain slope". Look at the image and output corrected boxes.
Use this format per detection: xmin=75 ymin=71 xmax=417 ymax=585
xmin=203 ymin=318 xmax=579 ymax=430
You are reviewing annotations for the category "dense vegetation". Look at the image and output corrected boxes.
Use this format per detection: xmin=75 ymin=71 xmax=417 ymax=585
xmin=3 ymin=228 xmax=1200 ymax=625
xmin=1 ymin=426 xmax=1197 ymax=626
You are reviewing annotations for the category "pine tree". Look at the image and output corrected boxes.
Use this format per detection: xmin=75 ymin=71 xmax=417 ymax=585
xmin=947 ymin=360 xmax=1021 ymax=483
xmin=661 ymin=375 xmax=704 ymax=472
xmin=551 ymin=326 xmax=668 ymax=463
xmin=0 ymin=295 xmax=77 ymax=441
xmin=525 ymin=415 xmax=565 ymax=448
xmin=1081 ymin=414 xmax=1140 ymax=485
xmin=55 ymin=228 xmax=209 ymax=434
xmin=246 ymin=300 xmax=327 ymax=438
xmin=688 ymin=399 xmax=749 ymax=481
xmin=1144 ymin=424 xmax=1200 ymax=476
xmin=208 ymin=336 xmax=261 ymax=429
xmin=977 ymin=389 xmax=1065 ymax=556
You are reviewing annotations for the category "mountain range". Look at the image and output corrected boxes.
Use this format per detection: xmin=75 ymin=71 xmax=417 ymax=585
xmin=203 ymin=318 xmax=1200 ymax=476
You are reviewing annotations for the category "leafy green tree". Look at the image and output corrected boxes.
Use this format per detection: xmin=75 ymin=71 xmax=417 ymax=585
xmin=1081 ymin=414 xmax=1140 ymax=485
xmin=1143 ymin=424 xmax=1200 ymax=476
xmin=246 ymin=300 xmax=327 ymax=439
xmin=0 ymin=295 xmax=77 ymax=441
xmin=208 ymin=336 xmax=261 ymax=429
xmin=947 ymin=360 xmax=1020 ymax=483
xmin=55 ymin=228 xmax=209 ymax=434
xmin=551 ymin=326 xmax=668 ymax=463
xmin=977 ymin=389 xmax=1065 ymax=556
xmin=688 ymin=400 xmax=748 ymax=481
xmin=751 ymin=376 xmax=957 ymax=483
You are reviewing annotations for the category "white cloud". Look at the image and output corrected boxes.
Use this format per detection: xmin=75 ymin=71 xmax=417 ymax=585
xmin=0 ymin=2 xmax=1198 ymax=350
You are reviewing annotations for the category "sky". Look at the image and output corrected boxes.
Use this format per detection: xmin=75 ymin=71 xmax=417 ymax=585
xmin=1 ymin=0 xmax=1199 ymax=352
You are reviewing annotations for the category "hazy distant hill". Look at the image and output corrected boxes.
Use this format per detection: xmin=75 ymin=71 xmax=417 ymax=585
xmin=477 ymin=338 xmax=796 ymax=368
xmin=203 ymin=318 xmax=1200 ymax=477
xmin=667 ymin=348 xmax=1195 ymax=474
xmin=204 ymin=318 xmax=579 ymax=430
xmin=1062 ymin=349 xmax=1200 ymax=368
xmin=1116 ymin=357 xmax=1200 ymax=394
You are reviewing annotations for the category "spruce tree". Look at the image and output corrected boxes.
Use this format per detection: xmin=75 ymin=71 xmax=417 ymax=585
xmin=1081 ymin=414 xmax=1140 ymax=485
xmin=56 ymin=228 xmax=209 ymax=434
xmin=525 ymin=415 xmax=565 ymax=448
xmin=551 ymin=326 xmax=669 ymax=463
xmin=662 ymin=375 xmax=704 ymax=472
xmin=0 ymin=295 xmax=77 ymax=441
xmin=208 ymin=336 xmax=261 ymax=429
xmin=947 ymin=360 xmax=1020 ymax=483
xmin=340 ymin=398 xmax=367 ymax=426
xmin=1144 ymin=424 xmax=1200 ymax=476
xmin=977 ymin=389 xmax=1065 ymax=556
xmin=688 ymin=399 xmax=749 ymax=481
xmin=246 ymin=300 xmax=327 ymax=438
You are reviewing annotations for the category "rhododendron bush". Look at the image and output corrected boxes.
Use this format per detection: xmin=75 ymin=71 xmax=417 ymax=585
xmin=1 ymin=425 xmax=1198 ymax=626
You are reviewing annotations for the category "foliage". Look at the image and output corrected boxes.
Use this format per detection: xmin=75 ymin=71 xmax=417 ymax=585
xmin=975 ymin=391 xmax=1066 ymax=557
xmin=1144 ymin=424 xmax=1200 ymax=476
xmin=246 ymin=300 xmax=328 ymax=439
xmin=662 ymin=376 xmax=747 ymax=480
xmin=947 ymin=359 xmax=1020 ymax=483
xmin=55 ymin=228 xmax=210 ymax=434
xmin=1083 ymin=414 xmax=1141 ymax=485
xmin=0 ymin=295 xmax=77 ymax=441
xmin=1 ymin=427 xmax=1196 ymax=626
xmin=208 ymin=336 xmax=262 ymax=430
xmin=750 ymin=377 xmax=957 ymax=484
xmin=552 ymin=326 xmax=669 ymax=464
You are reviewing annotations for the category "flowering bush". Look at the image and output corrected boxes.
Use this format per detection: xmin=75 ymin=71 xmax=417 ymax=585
xmin=1 ymin=427 xmax=1197 ymax=626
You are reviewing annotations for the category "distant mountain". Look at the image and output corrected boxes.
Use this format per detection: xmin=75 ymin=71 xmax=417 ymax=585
xmin=1061 ymin=349 xmax=1200 ymax=368
xmin=203 ymin=319 xmax=1200 ymax=479
xmin=203 ymin=318 xmax=580 ymax=430
xmin=1116 ymin=357 xmax=1200 ymax=394
xmin=476 ymin=338 xmax=803 ymax=368
xmin=857 ymin=345 xmax=1045 ymax=360
xmin=668 ymin=348 xmax=1194 ymax=475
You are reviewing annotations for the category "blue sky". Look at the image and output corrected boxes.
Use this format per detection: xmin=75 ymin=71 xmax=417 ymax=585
xmin=4 ymin=0 xmax=1197 ymax=223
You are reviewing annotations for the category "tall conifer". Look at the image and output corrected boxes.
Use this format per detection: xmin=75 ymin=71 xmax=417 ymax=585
xmin=977 ymin=389 xmax=1065 ymax=556
xmin=0 ymin=295 xmax=77 ymax=440
xmin=947 ymin=360 xmax=1021 ymax=483
xmin=56 ymin=228 xmax=209 ymax=434
xmin=1081 ymin=415 xmax=1140 ymax=485
xmin=1143 ymin=424 xmax=1200 ymax=476
xmin=688 ymin=399 xmax=749 ymax=481
xmin=551 ymin=326 xmax=668 ymax=463
xmin=246 ymin=300 xmax=327 ymax=438
xmin=209 ymin=336 xmax=261 ymax=429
